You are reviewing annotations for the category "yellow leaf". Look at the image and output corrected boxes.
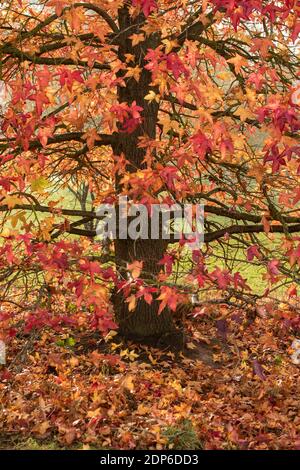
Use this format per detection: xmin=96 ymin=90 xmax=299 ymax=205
xmin=186 ymin=342 xmax=197 ymax=350
xmin=145 ymin=90 xmax=160 ymax=103
xmin=70 ymin=357 xmax=79 ymax=367
xmin=158 ymin=115 xmax=180 ymax=134
xmin=128 ymin=349 xmax=139 ymax=361
xmin=110 ymin=342 xmax=122 ymax=351
xmin=170 ymin=380 xmax=182 ymax=393
xmin=227 ymin=55 xmax=248 ymax=74
xmin=0 ymin=227 xmax=11 ymax=238
xmin=10 ymin=212 xmax=25 ymax=228
xmin=3 ymin=195 xmax=23 ymax=209
xmin=148 ymin=353 xmax=158 ymax=365
xmin=130 ymin=33 xmax=145 ymax=46
xmin=126 ymin=295 xmax=137 ymax=312
xmin=39 ymin=216 xmax=54 ymax=241
xmin=87 ymin=408 xmax=102 ymax=418
xmin=124 ymin=53 xmax=135 ymax=63
xmin=127 ymin=260 xmax=143 ymax=279
xmin=121 ymin=374 xmax=135 ymax=392
xmin=234 ymin=106 xmax=254 ymax=123
xmin=246 ymin=86 xmax=257 ymax=105
xmin=137 ymin=404 xmax=149 ymax=415
xmin=31 ymin=176 xmax=49 ymax=193
xmin=162 ymin=39 xmax=179 ymax=54
xmin=104 ymin=330 xmax=118 ymax=342
xmin=125 ymin=66 xmax=142 ymax=82
xmin=120 ymin=348 xmax=139 ymax=361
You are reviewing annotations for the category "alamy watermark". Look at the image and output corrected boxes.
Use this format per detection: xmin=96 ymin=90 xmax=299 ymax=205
xmin=0 ymin=340 xmax=6 ymax=365
xmin=95 ymin=197 xmax=204 ymax=250
xmin=292 ymin=80 xmax=300 ymax=106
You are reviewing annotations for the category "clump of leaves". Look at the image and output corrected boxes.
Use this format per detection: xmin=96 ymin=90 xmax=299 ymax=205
xmin=55 ymin=336 xmax=76 ymax=349
xmin=14 ymin=438 xmax=60 ymax=450
xmin=162 ymin=419 xmax=202 ymax=450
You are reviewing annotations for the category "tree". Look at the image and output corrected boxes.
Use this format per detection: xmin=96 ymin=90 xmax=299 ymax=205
xmin=0 ymin=0 xmax=299 ymax=348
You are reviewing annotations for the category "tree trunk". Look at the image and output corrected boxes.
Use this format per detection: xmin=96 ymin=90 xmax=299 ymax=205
xmin=113 ymin=238 xmax=178 ymax=340
xmin=111 ymin=6 xmax=183 ymax=349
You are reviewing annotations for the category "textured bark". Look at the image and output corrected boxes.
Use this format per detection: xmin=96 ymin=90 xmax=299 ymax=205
xmin=113 ymin=238 xmax=175 ymax=339
xmin=111 ymin=6 xmax=182 ymax=348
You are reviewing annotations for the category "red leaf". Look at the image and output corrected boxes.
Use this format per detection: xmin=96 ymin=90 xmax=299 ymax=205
xmin=247 ymin=245 xmax=261 ymax=261
xmin=191 ymin=131 xmax=213 ymax=160
xmin=132 ymin=0 xmax=157 ymax=17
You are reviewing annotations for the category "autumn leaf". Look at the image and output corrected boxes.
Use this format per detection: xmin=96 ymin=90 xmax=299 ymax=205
xmin=227 ymin=55 xmax=248 ymax=74
xmin=33 ymin=420 xmax=51 ymax=436
xmin=145 ymin=90 xmax=160 ymax=103
xmin=126 ymin=294 xmax=137 ymax=312
xmin=121 ymin=374 xmax=135 ymax=392
xmin=127 ymin=261 xmax=143 ymax=279
xmin=132 ymin=0 xmax=157 ymax=17
xmin=130 ymin=33 xmax=145 ymax=46
xmin=2 ymin=195 xmax=23 ymax=209
xmin=125 ymin=66 xmax=142 ymax=82
xmin=46 ymin=0 xmax=67 ymax=16
xmin=158 ymin=286 xmax=178 ymax=314
xmin=234 ymin=106 xmax=254 ymax=122
xmin=162 ymin=39 xmax=179 ymax=54
xmin=252 ymin=359 xmax=266 ymax=381
xmin=30 ymin=176 xmax=49 ymax=193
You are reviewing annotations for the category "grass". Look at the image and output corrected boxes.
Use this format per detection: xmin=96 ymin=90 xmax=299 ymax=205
xmin=173 ymin=227 xmax=287 ymax=297
xmin=1 ymin=185 xmax=289 ymax=298
xmin=162 ymin=419 xmax=202 ymax=450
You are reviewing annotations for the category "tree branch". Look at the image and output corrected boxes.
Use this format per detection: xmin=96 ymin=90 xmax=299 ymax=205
xmin=1 ymin=132 xmax=115 ymax=151
xmin=204 ymin=223 xmax=300 ymax=242
xmin=0 ymin=44 xmax=110 ymax=70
